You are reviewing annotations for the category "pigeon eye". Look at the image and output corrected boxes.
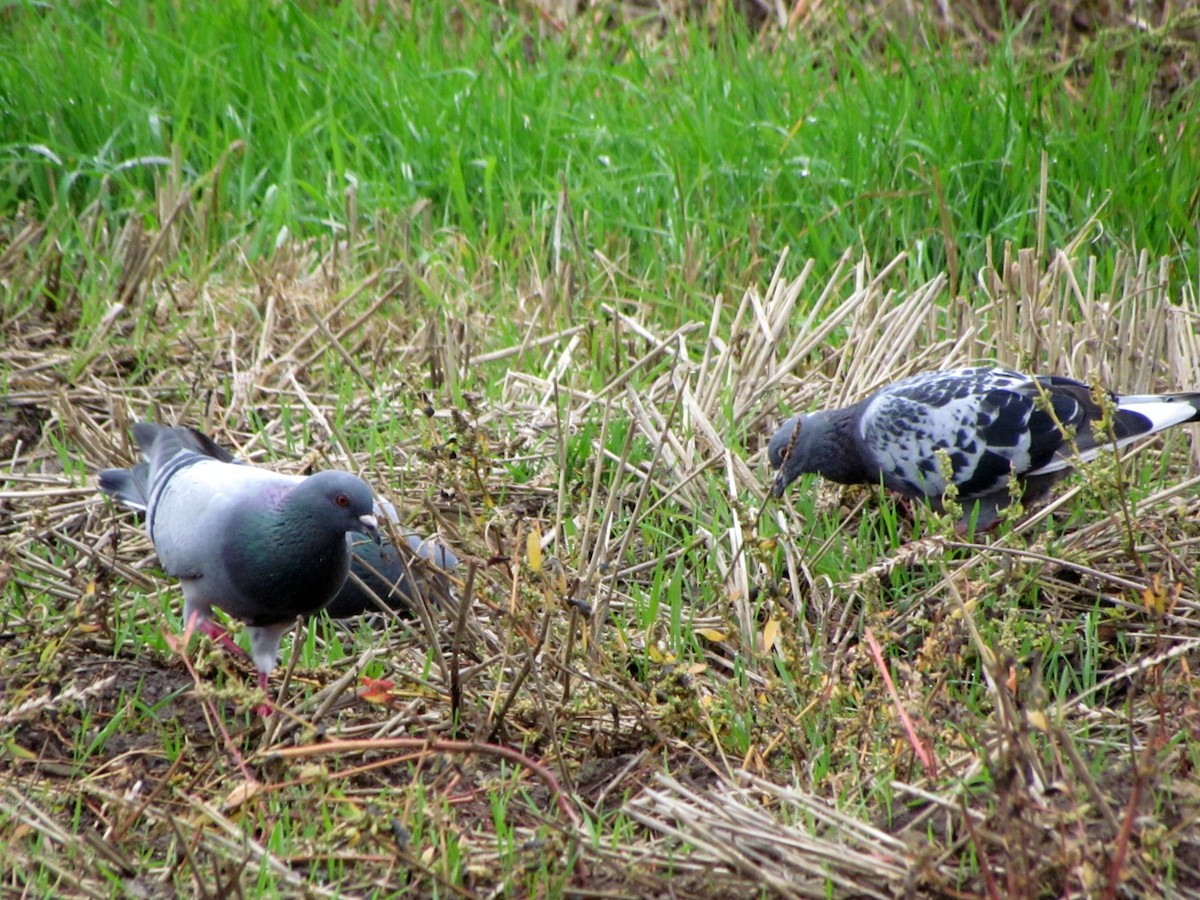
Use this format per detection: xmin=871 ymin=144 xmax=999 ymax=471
xmin=335 ymin=493 xmax=350 ymax=507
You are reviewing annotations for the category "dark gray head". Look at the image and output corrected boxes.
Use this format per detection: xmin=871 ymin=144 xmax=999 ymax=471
xmin=768 ymin=410 xmax=865 ymax=497
xmin=297 ymin=471 xmax=381 ymax=542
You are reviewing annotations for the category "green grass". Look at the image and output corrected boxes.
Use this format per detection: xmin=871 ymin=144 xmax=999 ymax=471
xmin=3 ymin=0 xmax=1198 ymax=330
xmin=4 ymin=0 xmax=1200 ymax=897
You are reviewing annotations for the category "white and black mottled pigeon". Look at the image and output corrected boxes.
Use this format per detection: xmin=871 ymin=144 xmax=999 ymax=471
xmin=768 ymin=366 xmax=1200 ymax=529
xmin=98 ymin=422 xmax=380 ymax=709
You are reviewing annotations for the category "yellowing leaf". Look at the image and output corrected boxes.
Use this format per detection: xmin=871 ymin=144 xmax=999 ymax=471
xmin=647 ymin=644 xmax=674 ymax=664
xmin=1141 ymin=575 xmax=1179 ymax=616
xmin=526 ymin=524 xmax=542 ymax=573
xmin=221 ymin=779 xmax=263 ymax=811
xmin=1143 ymin=579 xmax=1165 ymax=615
xmin=695 ymin=628 xmax=728 ymax=643
xmin=1026 ymin=710 xmax=1050 ymax=733
xmin=761 ymin=617 xmax=781 ymax=653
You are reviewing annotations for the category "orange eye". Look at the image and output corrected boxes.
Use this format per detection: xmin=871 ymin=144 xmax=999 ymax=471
xmin=335 ymin=493 xmax=350 ymax=507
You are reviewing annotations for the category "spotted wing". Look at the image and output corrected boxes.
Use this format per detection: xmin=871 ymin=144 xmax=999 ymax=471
xmin=859 ymin=367 xmax=1053 ymax=500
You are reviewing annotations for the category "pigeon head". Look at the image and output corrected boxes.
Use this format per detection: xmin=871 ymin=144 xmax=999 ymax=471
xmin=297 ymin=471 xmax=380 ymax=543
xmin=768 ymin=411 xmax=858 ymax=497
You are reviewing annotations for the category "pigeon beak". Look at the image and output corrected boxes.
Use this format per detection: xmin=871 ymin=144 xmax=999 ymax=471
xmin=771 ymin=471 xmax=790 ymax=498
xmin=767 ymin=415 xmax=803 ymax=499
xmin=359 ymin=513 xmax=382 ymax=544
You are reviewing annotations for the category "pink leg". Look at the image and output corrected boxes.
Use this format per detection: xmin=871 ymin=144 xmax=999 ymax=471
xmin=255 ymin=670 xmax=273 ymax=718
xmin=183 ymin=612 xmax=273 ymax=717
xmin=195 ymin=618 xmax=251 ymax=659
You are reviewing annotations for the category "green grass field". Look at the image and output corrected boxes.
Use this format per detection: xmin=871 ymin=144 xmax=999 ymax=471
xmin=4 ymin=1 xmax=1200 ymax=896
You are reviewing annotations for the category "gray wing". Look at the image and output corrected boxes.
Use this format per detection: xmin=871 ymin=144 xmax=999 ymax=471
xmin=146 ymin=455 xmax=291 ymax=580
xmin=99 ymin=424 xmax=232 ymax=511
xmin=325 ymin=532 xmax=458 ymax=618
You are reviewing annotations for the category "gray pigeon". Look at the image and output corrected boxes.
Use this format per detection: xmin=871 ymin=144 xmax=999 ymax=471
xmin=99 ymin=423 xmax=379 ymax=707
xmin=768 ymin=366 xmax=1200 ymax=529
